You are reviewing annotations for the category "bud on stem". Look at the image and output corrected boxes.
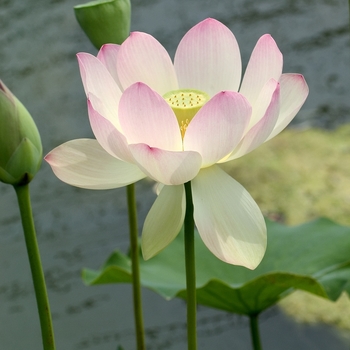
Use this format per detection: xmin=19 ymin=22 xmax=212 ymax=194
xmin=74 ymin=0 xmax=131 ymax=49
xmin=0 ymin=81 xmax=42 ymax=186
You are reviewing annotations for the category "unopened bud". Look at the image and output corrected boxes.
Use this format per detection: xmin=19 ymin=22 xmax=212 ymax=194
xmin=0 ymin=81 xmax=42 ymax=186
xmin=74 ymin=0 xmax=131 ymax=49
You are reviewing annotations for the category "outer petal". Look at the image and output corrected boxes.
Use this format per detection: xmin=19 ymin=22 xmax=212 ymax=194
xmin=248 ymin=78 xmax=280 ymax=129
xmin=142 ymin=185 xmax=185 ymax=260
xmin=129 ymin=144 xmax=202 ymax=185
xmin=77 ymin=53 xmax=122 ymax=123
xmin=97 ymin=44 xmax=123 ymax=91
xmin=175 ymin=18 xmax=241 ymax=96
xmin=239 ymin=34 xmax=282 ymax=106
xmin=119 ymin=82 xmax=182 ymax=151
xmin=117 ymin=32 xmax=178 ymax=95
xmin=191 ymin=166 xmax=266 ymax=269
xmin=267 ymin=73 xmax=309 ymax=141
xmin=87 ymin=97 xmax=134 ymax=162
xmin=184 ymin=91 xmax=251 ymax=167
xmin=225 ymin=79 xmax=280 ymax=161
xmin=45 ymin=139 xmax=146 ymax=189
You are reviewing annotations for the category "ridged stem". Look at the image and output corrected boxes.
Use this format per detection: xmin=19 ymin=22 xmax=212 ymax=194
xmin=184 ymin=181 xmax=197 ymax=350
xmin=126 ymin=184 xmax=146 ymax=350
xmin=14 ymin=184 xmax=56 ymax=350
xmin=249 ymin=313 xmax=263 ymax=350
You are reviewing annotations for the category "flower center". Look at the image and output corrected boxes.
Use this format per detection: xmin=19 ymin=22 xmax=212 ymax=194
xmin=163 ymin=89 xmax=209 ymax=138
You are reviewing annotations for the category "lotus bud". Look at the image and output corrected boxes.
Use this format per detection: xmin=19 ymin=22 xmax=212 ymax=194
xmin=0 ymin=81 xmax=42 ymax=186
xmin=74 ymin=0 xmax=131 ymax=49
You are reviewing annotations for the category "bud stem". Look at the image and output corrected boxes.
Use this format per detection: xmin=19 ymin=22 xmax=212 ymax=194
xmin=14 ymin=184 xmax=56 ymax=350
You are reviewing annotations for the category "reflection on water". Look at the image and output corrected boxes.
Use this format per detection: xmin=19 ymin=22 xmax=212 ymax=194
xmin=0 ymin=0 xmax=349 ymax=349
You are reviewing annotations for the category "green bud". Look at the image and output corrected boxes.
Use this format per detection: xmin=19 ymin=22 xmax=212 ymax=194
xmin=0 ymin=81 xmax=42 ymax=186
xmin=74 ymin=0 xmax=131 ymax=49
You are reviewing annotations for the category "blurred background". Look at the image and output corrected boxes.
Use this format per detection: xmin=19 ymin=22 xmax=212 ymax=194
xmin=0 ymin=0 xmax=349 ymax=349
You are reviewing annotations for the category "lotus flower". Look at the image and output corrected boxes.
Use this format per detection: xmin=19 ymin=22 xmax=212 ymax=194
xmin=45 ymin=18 xmax=308 ymax=269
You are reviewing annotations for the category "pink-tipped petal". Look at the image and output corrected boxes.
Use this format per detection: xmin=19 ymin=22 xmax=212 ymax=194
xmin=129 ymin=144 xmax=202 ymax=185
xmin=87 ymin=92 xmax=121 ymax=129
xmin=45 ymin=139 xmax=146 ymax=189
xmin=142 ymin=185 xmax=185 ymax=260
xmin=248 ymin=79 xmax=280 ymax=128
xmin=97 ymin=44 xmax=123 ymax=91
xmin=226 ymin=79 xmax=280 ymax=160
xmin=175 ymin=18 xmax=241 ymax=96
xmin=117 ymin=32 xmax=178 ymax=95
xmin=192 ymin=166 xmax=266 ymax=269
xmin=87 ymin=98 xmax=134 ymax=162
xmin=77 ymin=53 xmax=122 ymax=122
xmin=119 ymin=82 xmax=182 ymax=151
xmin=267 ymin=73 xmax=309 ymax=141
xmin=184 ymin=91 xmax=251 ymax=167
xmin=240 ymin=34 xmax=282 ymax=106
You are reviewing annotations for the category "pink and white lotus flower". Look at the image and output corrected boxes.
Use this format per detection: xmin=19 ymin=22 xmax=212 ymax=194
xmin=45 ymin=18 xmax=308 ymax=269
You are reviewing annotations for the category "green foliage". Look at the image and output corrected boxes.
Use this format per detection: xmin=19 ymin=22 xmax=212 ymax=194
xmin=221 ymin=125 xmax=350 ymax=226
xmin=82 ymin=218 xmax=350 ymax=316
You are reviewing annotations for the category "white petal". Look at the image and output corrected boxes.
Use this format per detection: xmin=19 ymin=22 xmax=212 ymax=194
xmin=225 ymin=79 xmax=280 ymax=160
xmin=142 ymin=185 xmax=185 ymax=260
xmin=77 ymin=53 xmax=122 ymax=122
xmin=97 ymin=44 xmax=123 ymax=91
xmin=175 ymin=18 xmax=241 ymax=96
xmin=45 ymin=139 xmax=146 ymax=189
xmin=239 ymin=34 xmax=282 ymax=106
xmin=118 ymin=82 xmax=182 ymax=151
xmin=87 ymin=97 xmax=134 ymax=162
xmin=267 ymin=73 xmax=309 ymax=141
xmin=117 ymin=32 xmax=178 ymax=95
xmin=184 ymin=91 xmax=251 ymax=167
xmin=248 ymin=78 xmax=280 ymax=129
xmin=129 ymin=143 xmax=202 ymax=185
xmin=191 ymin=166 xmax=266 ymax=269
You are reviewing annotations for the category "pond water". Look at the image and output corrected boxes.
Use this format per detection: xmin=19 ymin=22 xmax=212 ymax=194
xmin=0 ymin=0 xmax=349 ymax=349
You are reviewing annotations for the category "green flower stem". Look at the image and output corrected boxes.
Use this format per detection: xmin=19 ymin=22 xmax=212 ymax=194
xmin=184 ymin=181 xmax=197 ymax=350
xmin=249 ymin=313 xmax=263 ymax=350
xmin=126 ymin=184 xmax=146 ymax=350
xmin=14 ymin=184 xmax=55 ymax=350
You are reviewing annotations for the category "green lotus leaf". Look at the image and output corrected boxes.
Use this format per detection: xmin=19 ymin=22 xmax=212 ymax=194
xmin=82 ymin=218 xmax=350 ymax=316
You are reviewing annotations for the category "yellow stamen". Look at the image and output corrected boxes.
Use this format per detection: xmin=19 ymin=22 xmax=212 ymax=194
xmin=163 ymin=89 xmax=209 ymax=138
